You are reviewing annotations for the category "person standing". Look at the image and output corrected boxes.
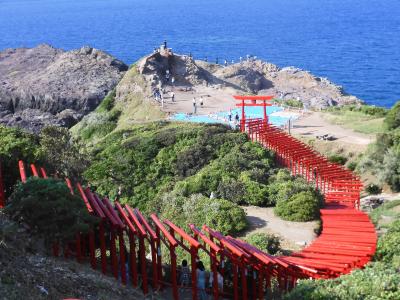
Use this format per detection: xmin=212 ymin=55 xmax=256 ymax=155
xmin=196 ymin=261 xmax=207 ymax=300
xmin=180 ymin=260 xmax=190 ymax=287
xmin=193 ymin=98 xmax=197 ymax=114
xmin=228 ymin=110 xmax=232 ymax=122
xmin=171 ymin=91 xmax=175 ymax=102
xmin=171 ymin=76 xmax=175 ymax=86
xmin=200 ymin=96 xmax=204 ymax=107
xmin=235 ymin=112 xmax=240 ymax=123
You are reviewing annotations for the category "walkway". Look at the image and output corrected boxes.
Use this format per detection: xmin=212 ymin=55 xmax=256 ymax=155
xmin=11 ymin=118 xmax=377 ymax=299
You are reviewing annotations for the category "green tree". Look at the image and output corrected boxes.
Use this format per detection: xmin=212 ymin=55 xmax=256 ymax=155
xmin=37 ymin=126 xmax=90 ymax=180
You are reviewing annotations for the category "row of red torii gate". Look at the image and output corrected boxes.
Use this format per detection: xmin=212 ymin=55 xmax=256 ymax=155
xmin=0 ymin=96 xmax=377 ymax=300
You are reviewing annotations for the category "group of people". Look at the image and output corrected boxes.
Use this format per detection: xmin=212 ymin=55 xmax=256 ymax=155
xmin=179 ymin=260 xmax=224 ymax=300
xmin=192 ymin=97 xmax=204 ymax=114
xmin=153 ymin=88 xmax=175 ymax=106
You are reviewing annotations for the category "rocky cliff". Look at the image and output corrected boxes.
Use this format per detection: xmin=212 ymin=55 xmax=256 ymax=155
xmin=136 ymin=50 xmax=360 ymax=109
xmin=0 ymin=44 xmax=128 ymax=132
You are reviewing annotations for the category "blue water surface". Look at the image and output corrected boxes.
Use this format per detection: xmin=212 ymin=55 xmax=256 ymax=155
xmin=171 ymin=106 xmax=291 ymax=127
xmin=0 ymin=0 xmax=399 ymax=107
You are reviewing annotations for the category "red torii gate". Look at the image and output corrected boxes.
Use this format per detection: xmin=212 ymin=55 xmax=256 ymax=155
xmin=234 ymin=95 xmax=274 ymax=131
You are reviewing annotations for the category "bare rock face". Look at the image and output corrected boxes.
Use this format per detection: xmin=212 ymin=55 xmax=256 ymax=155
xmin=136 ymin=50 xmax=361 ymax=109
xmin=0 ymin=44 xmax=128 ymax=132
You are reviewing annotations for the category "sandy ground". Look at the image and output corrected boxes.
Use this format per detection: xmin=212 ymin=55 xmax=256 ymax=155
xmin=291 ymin=111 xmax=373 ymax=145
xmin=161 ymin=85 xmax=238 ymax=116
xmin=241 ymin=206 xmax=318 ymax=251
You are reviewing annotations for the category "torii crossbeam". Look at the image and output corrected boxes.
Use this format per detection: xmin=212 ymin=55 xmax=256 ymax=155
xmin=233 ymin=95 xmax=274 ymax=131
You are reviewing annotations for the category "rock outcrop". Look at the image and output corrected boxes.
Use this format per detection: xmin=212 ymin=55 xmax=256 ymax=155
xmin=135 ymin=50 xmax=361 ymax=109
xmin=0 ymin=44 xmax=128 ymax=132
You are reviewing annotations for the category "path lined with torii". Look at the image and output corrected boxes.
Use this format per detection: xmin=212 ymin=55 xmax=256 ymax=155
xmin=1 ymin=95 xmax=377 ymax=300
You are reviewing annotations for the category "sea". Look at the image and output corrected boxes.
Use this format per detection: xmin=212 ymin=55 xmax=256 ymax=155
xmin=0 ymin=0 xmax=399 ymax=107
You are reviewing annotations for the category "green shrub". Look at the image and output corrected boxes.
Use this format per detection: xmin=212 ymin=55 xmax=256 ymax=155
xmin=375 ymin=219 xmax=400 ymax=263
xmin=0 ymin=126 xmax=38 ymax=196
xmin=96 ymin=89 xmax=116 ymax=113
xmin=156 ymin=193 xmax=247 ymax=235
xmin=365 ymin=183 xmax=382 ymax=195
xmin=284 ymin=262 xmax=400 ymax=300
xmin=384 ymin=101 xmax=400 ymax=130
xmin=267 ymin=170 xmax=316 ymax=206
xmin=245 ymin=232 xmax=281 ymax=255
xmin=274 ymin=190 xmax=321 ymax=222
xmin=284 ymin=99 xmax=304 ymax=108
xmin=328 ymin=154 xmax=348 ymax=165
xmin=346 ymin=161 xmax=357 ymax=171
xmin=5 ymin=178 xmax=98 ymax=245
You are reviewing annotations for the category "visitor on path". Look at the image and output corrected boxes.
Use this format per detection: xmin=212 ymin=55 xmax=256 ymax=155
xmin=235 ymin=112 xmax=240 ymax=122
xmin=165 ymin=70 xmax=170 ymax=82
xmin=200 ymin=97 xmax=204 ymax=107
xmin=210 ymin=191 xmax=215 ymax=199
xmin=180 ymin=259 xmax=190 ymax=287
xmin=171 ymin=91 xmax=175 ymax=102
xmin=171 ymin=76 xmax=175 ymax=86
xmin=224 ymin=59 xmax=228 ymax=66
xmin=196 ymin=261 xmax=207 ymax=300
xmin=163 ymin=40 xmax=167 ymax=49
xmin=209 ymin=266 xmax=224 ymax=292
xmin=193 ymin=98 xmax=197 ymax=114
xmin=228 ymin=110 xmax=232 ymax=122
xmin=215 ymin=57 xmax=219 ymax=64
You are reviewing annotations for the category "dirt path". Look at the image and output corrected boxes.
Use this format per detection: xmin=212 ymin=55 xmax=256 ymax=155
xmin=291 ymin=111 xmax=373 ymax=145
xmin=241 ymin=206 xmax=318 ymax=251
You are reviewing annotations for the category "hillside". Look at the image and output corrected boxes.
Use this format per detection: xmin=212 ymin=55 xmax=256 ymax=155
xmin=0 ymin=212 xmax=145 ymax=300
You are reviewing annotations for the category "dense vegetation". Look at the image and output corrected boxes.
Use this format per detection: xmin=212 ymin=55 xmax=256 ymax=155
xmin=285 ymin=201 xmax=400 ymax=300
xmin=0 ymin=125 xmax=88 ymax=197
xmin=81 ymin=122 xmax=322 ymax=233
xmin=5 ymin=178 xmax=97 ymax=246
xmin=0 ymin=126 xmax=38 ymax=196
xmin=357 ymin=101 xmax=400 ymax=191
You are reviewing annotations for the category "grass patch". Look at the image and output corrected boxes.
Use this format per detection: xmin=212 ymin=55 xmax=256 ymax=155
xmin=370 ymin=199 xmax=400 ymax=226
xmin=322 ymin=110 xmax=385 ymax=134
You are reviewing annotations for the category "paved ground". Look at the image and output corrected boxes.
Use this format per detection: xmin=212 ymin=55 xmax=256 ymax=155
xmin=291 ymin=111 xmax=373 ymax=145
xmin=161 ymin=85 xmax=238 ymax=117
xmin=241 ymin=206 xmax=318 ymax=251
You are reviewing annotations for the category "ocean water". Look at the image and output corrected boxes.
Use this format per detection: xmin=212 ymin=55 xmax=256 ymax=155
xmin=0 ymin=0 xmax=399 ymax=107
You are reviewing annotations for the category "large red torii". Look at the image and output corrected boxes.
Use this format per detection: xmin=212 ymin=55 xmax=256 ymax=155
xmin=233 ymin=95 xmax=274 ymax=131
